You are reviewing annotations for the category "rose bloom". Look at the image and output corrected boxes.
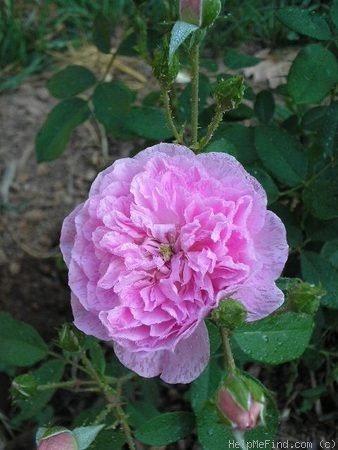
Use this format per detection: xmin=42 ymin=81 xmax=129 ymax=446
xmin=61 ymin=144 xmax=288 ymax=383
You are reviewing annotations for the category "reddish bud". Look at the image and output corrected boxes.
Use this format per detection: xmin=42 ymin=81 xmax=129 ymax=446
xmin=180 ymin=0 xmax=202 ymax=26
xmin=37 ymin=429 xmax=78 ymax=450
xmin=216 ymin=374 xmax=265 ymax=432
xmin=179 ymin=0 xmax=221 ymax=27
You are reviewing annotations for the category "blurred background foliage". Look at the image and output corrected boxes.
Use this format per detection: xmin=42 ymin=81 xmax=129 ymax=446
xmin=0 ymin=0 xmax=331 ymax=92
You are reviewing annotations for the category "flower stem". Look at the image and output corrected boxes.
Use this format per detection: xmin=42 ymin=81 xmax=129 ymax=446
xmin=191 ymin=43 xmax=200 ymax=148
xmin=198 ymin=107 xmax=224 ymax=152
xmin=37 ymin=380 xmax=94 ymax=391
xmin=81 ymin=353 xmax=135 ymax=450
xmin=220 ymin=328 xmax=236 ymax=375
xmin=162 ymin=89 xmax=181 ymax=143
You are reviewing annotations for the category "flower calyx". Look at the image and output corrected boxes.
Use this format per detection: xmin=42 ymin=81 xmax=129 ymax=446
xmin=214 ymin=75 xmax=246 ymax=112
xmin=211 ymin=298 xmax=247 ymax=332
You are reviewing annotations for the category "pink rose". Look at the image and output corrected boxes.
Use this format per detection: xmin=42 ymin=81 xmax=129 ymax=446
xmin=217 ymin=386 xmax=263 ymax=431
xmin=37 ymin=430 xmax=78 ymax=450
xmin=60 ymin=144 xmax=288 ymax=383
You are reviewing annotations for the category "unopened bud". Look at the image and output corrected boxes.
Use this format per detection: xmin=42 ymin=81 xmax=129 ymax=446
xmin=153 ymin=43 xmax=180 ymax=88
xmin=58 ymin=323 xmax=83 ymax=352
xmin=288 ymin=281 xmax=324 ymax=315
xmin=180 ymin=0 xmax=202 ymax=26
xmin=212 ymin=298 xmax=247 ymax=331
xmin=12 ymin=374 xmax=38 ymax=399
xmin=37 ymin=427 xmax=78 ymax=450
xmin=201 ymin=0 xmax=222 ymax=27
xmin=216 ymin=373 xmax=265 ymax=432
xmin=214 ymin=76 xmax=246 ymax=112
xmin=180 ymin=0 xmax=221 ymax=28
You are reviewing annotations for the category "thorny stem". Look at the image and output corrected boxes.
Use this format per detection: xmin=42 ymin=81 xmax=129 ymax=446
xmin=37 ymin=380 xmax=94 ymax=391
xmin=220 ymin=328 xmax=236 ymax=375
xmin=198 ymin=107 xmax=224 ymax=152
xmin=48 ymin=350 xmax=92 ymax=376
xmin=81 ymin=353 xmax=136 ymax=450
xmin=162 ymin=89 xmax=181 ymax=143
xmin=191 ymin=43 xmax=200 ymax=148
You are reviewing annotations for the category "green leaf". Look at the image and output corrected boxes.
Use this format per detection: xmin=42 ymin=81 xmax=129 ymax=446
xmin=135 ymin=412 xmax=195 ymax=446
xmin=73 ymin=425 xmax=105 ymax=450
xmin=206 ymin=320 xmax=221 ymax=355
xmin=125 ymin=107 xmax=172 ymax=140
xmin=85 ymin=338 xmax=105 ymax=375
xmin=270 ymin=204 xmax=303 ymax=248
xmin=93 ymin=13 xmax=112 ymax=54
xmin=126 ymin=401 xmax=159 ymax=429
xmin=305 ymin=217 xmax=338 ymax=242
xmin=276 ymin=8 xmax=332 ymax=40
xmin=247 ymin=166 xmax=279 ymax=205
xmin=255 ymin=126 xmax=307 ymax=186
xmin=301 ymin=251 xmax=338 ymax=309
xmin=331 ymin=0 xmax=338 ymax=28
xmin=47 ymin=65 xmax=96 ymax=99
xmin=190 ymin=359 xmax=223 ymax=414
xmin=89 ymin=429 xmax=126 ymax=450
xmin=232 ymin=312 xmax=314 ymax=364
xmin=320 ymin=102 xmax=338 ymax=157
xmin=215 ymin=124 xmax=257 ymax=165
xmin=13 ymin=360 xmax=64 ymax=425
xmin=197 ymin=403 xmax=233 ymax=450
xmin=36 ymin=98 xmax=91 ymax=162
xmin=302 ymin=106 xmax=327 ymax=131
xmin=224 ymin=48 xmax=261 ymax=69
xmin=303 ymin=104 xmax=338 ymax=157
xmin=204 ymin=138 xmax=237 ymax=157
xmin=92 ymin=81 xmax=135 ymax=136
xmin=303 ymin=166 xmax=338 ymax=219
xmin=169 ymin=21 xmax=198 ymax=59
xmin=254 ymin=90 xmax=275 ymax=124
xmin=321 ymin=239 xmax=338 ymax=270
xmin=287 ymin=44 xmax=338 ymax=104
xmin=0 ymin=312 xmax=47 ymax=367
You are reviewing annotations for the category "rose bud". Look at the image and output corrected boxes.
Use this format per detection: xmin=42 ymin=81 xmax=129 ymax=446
xmin=37 ymin=427 xmax=78 ymax=450
xmin=180 ymin=0 xmax=221 ymax=28
xmin=216 ymin=374 xmax=265 ymax=431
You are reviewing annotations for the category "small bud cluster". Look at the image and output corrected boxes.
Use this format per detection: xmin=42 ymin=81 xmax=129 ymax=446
xmin=214 ymin=76 xmax=246 ymax=112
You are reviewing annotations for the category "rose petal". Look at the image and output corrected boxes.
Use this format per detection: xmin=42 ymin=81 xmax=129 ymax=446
xmin=160 ymin=321 xmax=210 ymax=383
xmin=60 ymin=203 xmax=84 ymax=267
xmin=71 ymin=295 xmax=111 ymax=340
xmin=232 ymin=281 xmax=284 ymax=322
xmin=254 ymin=211 xmax=289 ymax=280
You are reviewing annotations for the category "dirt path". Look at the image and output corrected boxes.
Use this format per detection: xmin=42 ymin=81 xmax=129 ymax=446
xmin=0 ymin=76 xmax=128 ymax=339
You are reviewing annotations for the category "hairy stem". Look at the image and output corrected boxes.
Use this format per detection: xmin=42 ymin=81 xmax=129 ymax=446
xmin=37 ymin=380 xmax=94 ymax=391
xmin=220 ymin=328 xmax=236 ymax=374
xmin=198 ymin=107 xmax=224 ymax=152
xmin=81 ymin=353 xmax=135 ymax=450
xmin=191 ymin=44 xmax=200 ymax=148
xmin=162 ymin=89 xmax=181 ymax=143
